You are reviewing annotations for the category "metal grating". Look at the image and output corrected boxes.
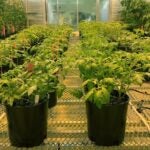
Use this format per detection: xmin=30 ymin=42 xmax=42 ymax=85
xmin=129 ymin=87 xmax=150 ymax=128
xmin=0 ymin=38 xmax=149 ymax=149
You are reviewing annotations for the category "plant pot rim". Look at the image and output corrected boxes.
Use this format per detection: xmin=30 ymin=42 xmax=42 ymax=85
xmin=5 ymin=98 xmax=47 ymax=108
xmin=87 ymin=99 xmax=129 ymax=107
xmin=87 ymin=93 xmax=129 ymax=107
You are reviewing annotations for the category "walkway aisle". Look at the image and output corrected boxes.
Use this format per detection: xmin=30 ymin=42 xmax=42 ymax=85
xmin=45 ymin=36 xmax=89 ymax=147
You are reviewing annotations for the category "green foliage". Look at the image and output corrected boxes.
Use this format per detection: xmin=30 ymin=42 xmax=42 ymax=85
xmin=120 ymin=0 xmax=150 ymax=32
xmin=0 ymin=25 xmax=72 ymax=106
xmin=0 ymin=0 xmax=27 ymax=38
xmin=56 ymin=83 xmax=66 ymax=98
xmin=80 ymin=21 xmax=150 ymax=53
xmin=76 ymin=21 xmax=148 ymax=108
xmin=77 ymin=51 xmax=146 ymax=108
xmin=70 ymin=88 xmax=83 ymax=99
xmin=0 ymin=25 xmax=53 ymax=72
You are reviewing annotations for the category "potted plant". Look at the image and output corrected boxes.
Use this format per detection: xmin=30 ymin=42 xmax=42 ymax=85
xmin=31 ymin=60 xmax=64 ymax=109
xmin=0 ymin=61 xmax=53 ymax=147
xmin=75 ymin=52 xmax=144 ymax=146
xmin=27 ymin=42 xmax=66 ymax=109
xmin=77 ymin=21 xmax=149 ymax=146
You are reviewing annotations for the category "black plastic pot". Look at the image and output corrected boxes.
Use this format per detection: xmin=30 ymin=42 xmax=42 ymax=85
xmin=48 ymin=90 xmax=57 ymax=108
xmin=86 ymin=94 xmax=129 ymax=146
xmin=5 ymin=99 xmax=48 ymax=147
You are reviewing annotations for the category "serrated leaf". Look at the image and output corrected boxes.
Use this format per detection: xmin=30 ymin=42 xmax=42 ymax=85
xmin=28 ymin=85 xmax=37 ymax=96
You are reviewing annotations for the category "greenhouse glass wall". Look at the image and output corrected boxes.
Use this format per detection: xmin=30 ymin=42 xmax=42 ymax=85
xmin=23 ymin=0 xmax=121 ymax=26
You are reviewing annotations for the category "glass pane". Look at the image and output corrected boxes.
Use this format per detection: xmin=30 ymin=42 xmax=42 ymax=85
xmin=78 ymin=0 xmax=96 ymax=22
xmin=58 ymin=0 xmax=77 ymax=27
xmin=47 ymin=0 xmax=58 ymax=24
xmin=100 ymin=0 xmax=109 ymax=21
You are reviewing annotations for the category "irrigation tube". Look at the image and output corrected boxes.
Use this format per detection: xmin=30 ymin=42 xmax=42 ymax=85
xmin=129 ymin=101 xmax=150 ymax=132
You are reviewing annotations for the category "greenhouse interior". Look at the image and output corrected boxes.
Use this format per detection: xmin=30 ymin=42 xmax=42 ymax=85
xmin=0 ymin=0 xmax=150 ymax=149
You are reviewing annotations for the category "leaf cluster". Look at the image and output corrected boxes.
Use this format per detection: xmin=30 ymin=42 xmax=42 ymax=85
xmin=76 ymin=22 xmax=149 ymax=108
xmin=0 ymin=25 xmax=72 ymax=106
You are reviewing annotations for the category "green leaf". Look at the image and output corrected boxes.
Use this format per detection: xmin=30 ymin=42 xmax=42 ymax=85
xmin=83 ymin=88 xmax=95 ymax=101
xmin=132 ymin=73 xmax=144 ymax=85
xmin=52 ymin=68 xmax=59 ymax=75
xmin=82 ymin=79 xmax=97 ymax=90
xmin=70 ymin=88 xmax=83 ymax=99
xmin=0 ymin=79 xmax=9 ymax=85
xmin=103 ymin=78 xmax=115 ymax=85
xmin=28 ymin=85 xmax=37 ymax=96
xmin=93 ymin=87 xmax=110 ymax=108
xmin=101 ymin=87 xmax=110 ymax=104
xmin=8 ymin=97 xmax=14 ymax=106
xmin=57 ymin=84 xmax=66 ymax=98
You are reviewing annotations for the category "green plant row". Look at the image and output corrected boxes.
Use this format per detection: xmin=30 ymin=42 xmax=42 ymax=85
xmin=80 ymin=22 xmax=150 ymax=77
xmin=0 ymin=0 xmax=26 ymax=38
xmin=120 ymin=0 xmax=150 ymax=33
xmin=29 ymin=25 xmax=71 ymax=57
xmin=0 ymin=25 xmax=72 ymax=106
xmin=0 ymin=25 xmax=55 ymax=73
xmin=79 ymin=21 xmax=150 ymax=53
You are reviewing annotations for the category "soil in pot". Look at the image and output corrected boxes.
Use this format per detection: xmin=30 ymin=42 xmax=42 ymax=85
xmin=86 ymin=92 xmax=129 ymax=146
xmin=5 ymin=99 xmax=48 ymax=147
